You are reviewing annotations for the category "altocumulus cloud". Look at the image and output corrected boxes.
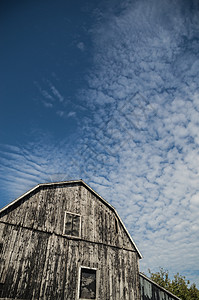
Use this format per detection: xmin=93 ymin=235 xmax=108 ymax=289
xmin=1 ymin=0 xmax=199 ymax=287
xmin=76 ymin=0 xmax=199 ymax=285
xmin=0 ymin=140 xmax=79 ymax=200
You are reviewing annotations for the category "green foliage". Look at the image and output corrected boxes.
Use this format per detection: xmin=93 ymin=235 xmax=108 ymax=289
xmin=148 ymin=268 xmax=199 ymax=300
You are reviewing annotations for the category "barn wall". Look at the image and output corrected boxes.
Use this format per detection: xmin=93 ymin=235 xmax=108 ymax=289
xmin=140 ymin=274 xmax=180 ymax=300
xmin=0 ymin=183 xmax=141 ymax=299
xmin=0 ymin=222 xmax=140 ymax=300
xmin=0 ymin=184 xmax=134 ymax=251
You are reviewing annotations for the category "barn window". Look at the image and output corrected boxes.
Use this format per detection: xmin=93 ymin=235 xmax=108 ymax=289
xmin=79 ymin=267 xmax=97 ymax=299
xmin=64 ymin=212 xmax=81 ymax=237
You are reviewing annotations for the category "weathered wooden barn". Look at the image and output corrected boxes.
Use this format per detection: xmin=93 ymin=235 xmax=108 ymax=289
xmin=0 ymin=180 xmax=181 ymax=300
xmin=0 ymin=180 xmax=142 ymax=299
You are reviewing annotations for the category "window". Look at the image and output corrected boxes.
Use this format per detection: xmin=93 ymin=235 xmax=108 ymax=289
xmin=79 ymin=267 xmax=97 ymax=299
xmin=63 ymin=212 xmax=81 ymax=237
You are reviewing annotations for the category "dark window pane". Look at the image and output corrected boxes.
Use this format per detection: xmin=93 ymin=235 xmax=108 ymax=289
xmin=80 ymin=268 xmax=96 ymax=299
xmin=64 ymin=213 xmax=80 ymax=237
xmin=72 ymin=215 xmax=80 ymax=236
xmin=64 ymin=214 xmax=73 ymax=235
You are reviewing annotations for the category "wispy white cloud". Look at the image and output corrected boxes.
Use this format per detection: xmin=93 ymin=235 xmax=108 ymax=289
xmin=43 ymin=101 xmax=53 ymax=108
xmin=35 ymin=79 xmax=65 ymax=113
xmin=0 ymin=141 xmax=79 ymax=202
xmin=68 ymin=111 xmax=76 ymax=118
xmin=35 ymin=77 xmax=86 ymax=119
xmin=56 ymin=110 xmax=65 ymax=117
xmin=50 ymin=84 xmax=64 ymax=102
xmin=77 ymin=42 xmax=85 ymax=51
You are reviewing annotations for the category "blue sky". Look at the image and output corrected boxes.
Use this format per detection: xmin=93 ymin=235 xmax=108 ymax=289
xmin=1 ymin=0 xmax=199 ymax=287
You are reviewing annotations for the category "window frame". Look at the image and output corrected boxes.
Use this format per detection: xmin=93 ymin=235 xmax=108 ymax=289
xmin=63 ymin=211 xmax=81 ymax=238
xmin=0 ymin=242 xmax=3 ymax=255
xmin=0 ymin=241 xmax=5 ymax=284
xmin=77 ymin=266 xmax=98 ymax=300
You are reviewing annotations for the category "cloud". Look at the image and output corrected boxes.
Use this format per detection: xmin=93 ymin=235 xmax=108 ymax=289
xmin=43 ymin=101 xmax=53 ymax=108
xmin=35 ymin=77 xmax=85 ymax=119
xmin=68 ymin=111 xmax=76 ymax=118
xmin=35 ymin=79 xmax=65 ymax=111
xmin=73 ymin=0 xmax=199 ymax=286
xmin=77 ymin=42 xmax=85 ymax=51
xmin=0 ymin=140 xmax=79 ymax=203
xmin=50 ymin=84 xmax=64 ymax=102
xmin=56 ymin=110 xmax=65 ymax=117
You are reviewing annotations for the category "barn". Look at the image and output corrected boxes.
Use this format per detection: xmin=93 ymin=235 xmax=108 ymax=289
xmin=0 ymin=180 xmax=181 ymax=300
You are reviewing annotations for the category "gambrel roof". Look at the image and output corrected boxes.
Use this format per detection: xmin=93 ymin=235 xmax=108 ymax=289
xmin=0 ymin=179 xmax=142 ymax=258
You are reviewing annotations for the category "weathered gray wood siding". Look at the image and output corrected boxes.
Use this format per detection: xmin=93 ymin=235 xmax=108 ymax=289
xmin=140 ymin=273 xmax=181 ymax=300
xmin=0 ymin=184 xmax=134 ymax=251
xmin=0 ymin=183 xmax=140 ymax=299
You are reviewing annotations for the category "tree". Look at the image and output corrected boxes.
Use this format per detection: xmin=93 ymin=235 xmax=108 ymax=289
xmin=148 ymin=268 xmax=199 ymax=300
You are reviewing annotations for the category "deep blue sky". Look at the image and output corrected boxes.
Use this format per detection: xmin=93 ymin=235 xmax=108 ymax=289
xmin=1 ymin=0 xmax=199 ymax=287
xmin=0 ymin=0 xmax=94 ymax=143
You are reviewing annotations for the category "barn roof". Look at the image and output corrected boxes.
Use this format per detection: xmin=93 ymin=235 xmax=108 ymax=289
xmin=0 ymin=179 xmax=142 ymax=259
